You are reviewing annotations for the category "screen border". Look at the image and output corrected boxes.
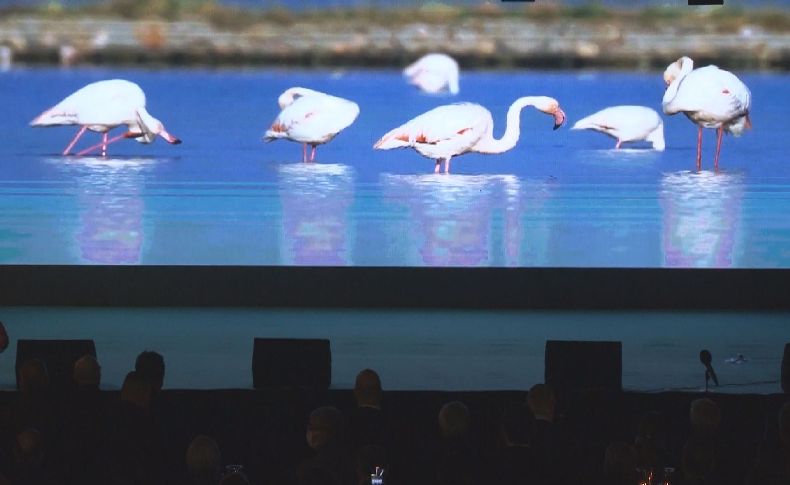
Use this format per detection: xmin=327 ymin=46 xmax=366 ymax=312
xmin=1 ymin=266 xmax=788 ymax=310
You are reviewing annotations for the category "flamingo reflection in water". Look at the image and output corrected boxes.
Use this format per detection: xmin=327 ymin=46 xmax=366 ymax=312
xmin=277 ymin=163 xmax=354 ymax=265
xmin=48 ymin=157 xmax=158 ymax=264
xmin=660 ymin=170 xmax=744 ymax=268
xmin=381 ymin=174 xmax=553 ymax=267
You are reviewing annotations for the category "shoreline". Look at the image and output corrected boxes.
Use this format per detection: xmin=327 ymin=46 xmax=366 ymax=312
xmin=2 ymin=14 xmax=789 ymax=70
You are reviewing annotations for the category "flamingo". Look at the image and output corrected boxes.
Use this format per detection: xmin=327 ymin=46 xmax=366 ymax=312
xmin=662 ymin=56 xmax=751 ymax=170
xmin=373 ymin=96 xmax=566 ymax=174
xmin=264 ymin=87 xmax=360 ymax=163
xmin=404 ymin=53 xmax=460 ymax=95
xmin=30 ymin=79 xmax=181 ymax=156
xmin=571 ymin=106 xmax=665 ymax=151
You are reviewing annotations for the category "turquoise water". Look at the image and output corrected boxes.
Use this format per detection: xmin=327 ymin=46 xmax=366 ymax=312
xmin=1 ymin=68 xmax=789 ymax=266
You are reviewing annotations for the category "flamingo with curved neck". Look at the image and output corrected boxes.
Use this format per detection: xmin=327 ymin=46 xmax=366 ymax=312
xmin=662 ymin=56 xmax=751 ymax=171
xmin=30 ymin=79 xmax=181 ymax=157
xmin=374 ymin=96 xmax=565 ymax=173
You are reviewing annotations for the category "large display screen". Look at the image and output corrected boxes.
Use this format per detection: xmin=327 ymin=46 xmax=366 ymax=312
xmin=1 ymin=0 xmax=787 ymax=267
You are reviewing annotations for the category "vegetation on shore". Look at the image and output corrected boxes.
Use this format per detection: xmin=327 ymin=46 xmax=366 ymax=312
xmin=2 ymin=0 xmax=789 ymax=33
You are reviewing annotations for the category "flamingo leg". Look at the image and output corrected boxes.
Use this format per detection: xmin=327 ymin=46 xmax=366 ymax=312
xmin=696 ymin=126 xmax=703 ymax=171
xmin=434 ymin=160 xmax=442 ymax=174
xmin=302 ymin=143 xmax=307 ymax=163
xmin=101 ymin=132 xmax=108 ymax=157
xmin=615 ymin=140 xmax=621 ymax=150
xmin=62 ymin=126 xmax=87 ymax=155
xmin=444 ymin=157 xmax=452 ymax=174
xmin=714 ymin=126 xmax=724 ymax=172
xmin=75 ymin=131 xmax=132 ymax=157
xmin=310 ymin=144 xmax=317 ymax=162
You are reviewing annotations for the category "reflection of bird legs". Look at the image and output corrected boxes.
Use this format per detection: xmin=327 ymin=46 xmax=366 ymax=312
xmin=76 ymin=131 xmax=137 ymax=156
xmin=434 ymin=157 xmax=452 ymax=174
xmin=713 ymin=125 xmax=724 ymax=172
xmin=63 ymin=126 xmax=87 ymax=155
xmin=696 ymin=126 xmax=703 ymax=171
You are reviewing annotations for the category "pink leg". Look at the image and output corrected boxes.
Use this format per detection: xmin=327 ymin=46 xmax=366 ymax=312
xmin=75 ymin=131 xmax=133 ymax=156
xmin=696 ymin=126 xmax=703 ymax=171
xmin=615 ymin=140 xmax=621 ymax=150
xmin=714 ymin=126 xmax=724 ymax=172
xmin=444 ymin=157 xmax=452 ymax=174
xmin=101 ymin=132 xmax=108 ymax=157
xmin=62 ymin=126 xmax=87 ymax=155
xmin=310 ymin=145 xmax=317 ymax=162
xmin=434 ymin=160 xmax=441 ymax=173
xmin=302 ymin=144 xmax=307 ymax=163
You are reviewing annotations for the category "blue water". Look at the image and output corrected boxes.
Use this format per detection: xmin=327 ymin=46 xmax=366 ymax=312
xmin=1 ymin=67 xmax=789 ymax=267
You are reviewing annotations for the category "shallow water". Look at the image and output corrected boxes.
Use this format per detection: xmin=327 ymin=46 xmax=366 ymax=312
xmin=1 ymin=68 xmax=789 ymax=267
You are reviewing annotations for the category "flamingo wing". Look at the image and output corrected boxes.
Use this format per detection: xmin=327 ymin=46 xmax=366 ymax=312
xmin=374 ymin=103 xmax=487 ymax=150
xmin=573 ymin=106 xmax=661 ymax=141
xmin=32 ymin=79 xmax=145 ymax=127
xmin=664 ymin=66 xmax=750 ymax=123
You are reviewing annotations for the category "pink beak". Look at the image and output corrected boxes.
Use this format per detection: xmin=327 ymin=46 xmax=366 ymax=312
xmin=160 ymin=130 xmax=182 ymax=144
xmin=553 ymin=108 xmax=566 ymax=130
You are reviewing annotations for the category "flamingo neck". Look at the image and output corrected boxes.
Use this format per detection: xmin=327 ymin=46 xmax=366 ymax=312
xmin=474 ymin=97 xmax=543 ymax=154
xmin=663 ymin=57 xmax=694 ymax=111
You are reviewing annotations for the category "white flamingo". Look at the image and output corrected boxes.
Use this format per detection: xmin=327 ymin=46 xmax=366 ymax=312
xmin=662 ymin=56 xmax=751 ymax=170
xmin=404 ymin=53 xmax=460 ymax=95
xmin=373 ymin=96 xmax=566 ymax=174
xmin=264 ymin=87 xmax=360 ymax=163
xmin=572 ymin=105 xmax=665 ymax=151
xmin=30 ymin=79 xmax=181 ymax=156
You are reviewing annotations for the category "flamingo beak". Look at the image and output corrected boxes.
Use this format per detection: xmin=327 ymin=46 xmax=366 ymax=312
xmin=160 ymin=130 xmax=182 ymax=145
xmin=553 ymin=107 xmax=566 ymax=130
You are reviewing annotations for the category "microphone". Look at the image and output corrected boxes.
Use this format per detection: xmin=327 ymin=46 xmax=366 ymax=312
xmin=700 ymin=350 xmax=719 ymax=388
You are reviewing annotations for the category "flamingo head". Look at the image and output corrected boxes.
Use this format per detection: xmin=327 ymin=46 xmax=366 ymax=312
xmin=664 ymin=56 xmax=693 ymax=87
xmin=135 ymin=108 xmax=181 ymax=145
xmin=277 ymin=87 xmax=321 ymax=109
xmin=533 ymin=97 xmax=566 ymax=130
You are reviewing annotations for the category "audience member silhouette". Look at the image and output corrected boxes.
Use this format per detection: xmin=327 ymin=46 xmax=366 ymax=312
xmin=689 ymin=399 xmax=721 ymax=439
xmin=677 ymin=436 xmax=715 ymax=485
xmin=134 ymin=349 xmax=183 ymax=481
xmin=0 ymin=320 xmax=8 ymax=353
xmin=5 ymin=427 xmax=58 ymax=485
xmin=53 ymin=354 xmax=107 ymax=484
xmin=634 ymin=411 xmax=672 ymax=474
xmin=98 ymin=371 xmax=165 ymax=485
xmin=297 ymin=406 xmax=353 ymax=485
xmin=745 ymin=401 xmax=790 ymax=485
xmin=526 ymin=384 xmax=571 ymax=485
xmin=603 ymin=441 xmax=638 ymax=485
xmin=135 ymin=351 xmax=165 ymax=393
xmin=489 ymin=402 xmax=542 ymax=485
xmin=435 ymin=401 xmax=479 ymax=485
xmin=7 ymin=359 xmax=54 ymax=440
xmin=347 ymin=369 xmax=385 ymax=452
xmin=185 ymin=435 xmax=222 ymax=485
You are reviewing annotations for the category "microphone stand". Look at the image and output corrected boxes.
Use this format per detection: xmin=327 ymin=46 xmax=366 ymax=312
xmin=704 ymin=369 xmax=710 ymax=393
